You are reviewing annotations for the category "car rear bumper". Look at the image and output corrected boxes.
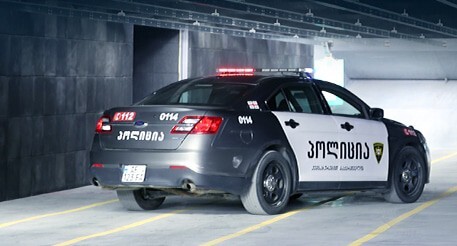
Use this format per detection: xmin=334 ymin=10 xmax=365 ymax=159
xmin=90 ymin=164 xmax=247 ymax=195
xmin=89 ymin=149 xmax=252 ymax=195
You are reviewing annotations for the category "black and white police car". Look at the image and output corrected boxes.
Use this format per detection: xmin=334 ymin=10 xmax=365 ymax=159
xmin=90 ymin=68 xmax=430 ymax=215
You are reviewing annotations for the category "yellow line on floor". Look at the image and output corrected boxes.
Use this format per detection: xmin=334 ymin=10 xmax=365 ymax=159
xmin=349 ymin=151 xmax=457 ymax=245
xmin=431 ymin=151 xmax=457 ymax=165
xmin=54 ymin=209 xmax=187 ymax=246
xmin=201 ymin=196 xmax=343 ymax=246
xmin=349 ymin=185 xmax=457 ymax=246
xmin=0 ymin=199 xmax=118 ymax=229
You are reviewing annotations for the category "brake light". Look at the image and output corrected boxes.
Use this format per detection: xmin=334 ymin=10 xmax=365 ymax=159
xmin=169 ymin=165 xmax=188 ymax=170
xmin=91 ymin=163 xmax=104 ymax=168
xmin=217 ymin=68 xmax=254 ymax=76
xmin=171 ymin=116 xmax=223 ymax=134
xmin=95 ymin=115 xmax=112 ymax=133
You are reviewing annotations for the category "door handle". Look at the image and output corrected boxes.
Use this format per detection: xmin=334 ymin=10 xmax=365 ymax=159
xmin=340 ymin=122 xmax=354 ymax=131
xmin=285 ymin=119 xmax=300 ymax=129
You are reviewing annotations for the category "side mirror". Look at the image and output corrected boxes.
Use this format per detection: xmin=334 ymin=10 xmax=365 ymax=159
xmin=370 ymin=108 xmax=384 ymax=120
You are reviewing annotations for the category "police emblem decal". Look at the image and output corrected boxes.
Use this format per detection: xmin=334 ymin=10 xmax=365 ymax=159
xmin=373 ymin=143 xmax=384 ymax=164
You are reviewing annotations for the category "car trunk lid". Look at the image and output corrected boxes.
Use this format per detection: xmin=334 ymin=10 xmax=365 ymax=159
xmin=98 ymin=106 xmax=211 ymax=150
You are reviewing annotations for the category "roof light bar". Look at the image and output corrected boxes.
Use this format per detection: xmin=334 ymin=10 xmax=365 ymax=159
xmin=257 ymin=68 xmax=313 ymax=73
xmin=216 ymin=67 xmax=314 ymax=79
xmin=217 ymin=68 xmax=255 ymax=76
xmin=258 ymin=68 xmax=313 ymax=79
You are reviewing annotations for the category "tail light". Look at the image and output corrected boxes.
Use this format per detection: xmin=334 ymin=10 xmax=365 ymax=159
xmin=171 ymin=116 xmax=223 ymax=134
xmin=95 ymin=115 xmax=112 ymax=134
xmin=91 ymin=163 xmax=104 ymax=168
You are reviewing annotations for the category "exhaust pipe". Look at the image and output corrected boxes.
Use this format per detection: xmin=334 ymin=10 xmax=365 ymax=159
xmin=91 ymin=178 xmax=100 ymax=187
xmin=182 ymin=180 xmax=197 ymax=192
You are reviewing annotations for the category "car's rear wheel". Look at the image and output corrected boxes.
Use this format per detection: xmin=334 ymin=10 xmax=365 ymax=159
xmin=241 ymin=150 xmax=292 ymax=215
xmin=384 ymin=146 xmax=426 ymax=203
xmin=117 ymin=188 xmax=165 ymax=211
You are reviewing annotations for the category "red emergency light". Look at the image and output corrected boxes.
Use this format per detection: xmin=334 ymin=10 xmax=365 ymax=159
xmin=216 ymin=67 xmax=255 ymax=76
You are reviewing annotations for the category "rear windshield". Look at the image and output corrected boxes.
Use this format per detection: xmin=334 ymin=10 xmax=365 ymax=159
xmin=139 ymin=81 xmax=254 ymax=106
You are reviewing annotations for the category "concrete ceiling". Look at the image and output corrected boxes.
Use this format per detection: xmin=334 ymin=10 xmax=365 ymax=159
xmin=2 ymin=0 xmax=457 ymax=79
xmin=2 ymin=0 xmax=457 ymax=43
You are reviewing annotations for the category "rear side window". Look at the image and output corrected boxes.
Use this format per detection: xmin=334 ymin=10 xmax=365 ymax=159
xmin=286 ymin=87 xmax=323 ymax=114
xmin=266 ymin=90 xmax=289 ymax=111
xmin=140 ymin=82 xmax=253 ymax=106
xmin=267 ymin=84 xmax=323 ymax=114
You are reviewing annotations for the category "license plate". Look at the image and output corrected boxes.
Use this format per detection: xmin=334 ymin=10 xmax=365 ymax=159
xmin=121 ymin=165 xmax=146 ymax=182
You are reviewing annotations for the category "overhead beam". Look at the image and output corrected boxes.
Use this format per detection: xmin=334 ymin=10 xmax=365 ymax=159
xmin=108 ymin=0 xmax=348 ymax=39
xmin=0 ymin=0 xmax=445 ymax=46
xmin=58 ymin=0 xmax=348 ymax=40
xmin=435 ymin=0 xmax=457 ymax=9
xmin=175 ymin=0 xmax=444 ymax=45
xmin=0 ymin=0 xmax=283 ymax=41
xmin=181 ymin=0 xmax=417 ymax=39
xmin=309 ymin=0 xmax=457 ymax=38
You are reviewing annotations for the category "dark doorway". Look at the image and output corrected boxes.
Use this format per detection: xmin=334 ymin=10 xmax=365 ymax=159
xmin=133 ymin=26 xmax=179 ymax=102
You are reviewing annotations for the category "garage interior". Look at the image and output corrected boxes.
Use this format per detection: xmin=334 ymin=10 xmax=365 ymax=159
xmin=1 ymin=0 xmax=457 ymax=245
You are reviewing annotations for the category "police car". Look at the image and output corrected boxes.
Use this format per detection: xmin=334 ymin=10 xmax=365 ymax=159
xmin=90 ymin=68 xmax=430 ymax=215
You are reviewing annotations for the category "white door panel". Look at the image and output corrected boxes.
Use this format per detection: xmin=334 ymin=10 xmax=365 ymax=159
xmin=333 ymin=116 xmax=389 ymax=181
xmin=273 ymin=112 xmax=340 ymax=182
xmin=273 ymin=112 xmax=389 ymax=183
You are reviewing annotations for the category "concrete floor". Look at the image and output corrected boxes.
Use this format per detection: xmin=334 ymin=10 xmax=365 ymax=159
xmin=1 ymin=149 xmax=456 ymax=246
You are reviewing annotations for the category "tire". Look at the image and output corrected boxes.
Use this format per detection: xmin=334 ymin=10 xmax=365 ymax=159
xmin=241 ymin=150 xmax=292 ymax=215
xmin=116 ymin=189 xmax=165 ymax=211
xmin=384 ymin=146 xmax=426 ymax=203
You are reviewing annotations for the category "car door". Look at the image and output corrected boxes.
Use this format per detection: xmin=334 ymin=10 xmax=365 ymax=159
xmin=320 ymin=87 xmax=389 ymax=183
xmin=268 ymin=83 xmax=341 ymax=182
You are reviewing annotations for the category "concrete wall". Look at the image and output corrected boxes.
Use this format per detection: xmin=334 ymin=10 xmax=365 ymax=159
xmin=332 ymin=39 xmax=457 ymax=80
xmin=0 ymin=11 xmax=313 ymax=202
xmin=188 ymin=32 xmax=313 ymax=77
xmin=346 ymin=79 xmax=457 ymax=151
xmin=133 ymin=27 xmax=179 ymax=102
xmin=331 ymin=39 xmax=457 ymax=152
xmin=0 ymin=9 xmax=133 ymax=201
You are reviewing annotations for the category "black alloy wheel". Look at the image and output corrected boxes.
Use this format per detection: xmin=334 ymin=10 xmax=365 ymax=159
xmin=398 ymin=158 xmax=423 ymax=197
xmin=241 ymin=150 xmax=292 ymax=215
xmin=384 ymin=146 xmax=426 ymax=203
xmin=262 ymin=161 xmax=286 ymax=207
